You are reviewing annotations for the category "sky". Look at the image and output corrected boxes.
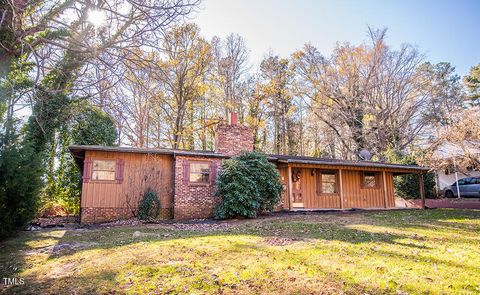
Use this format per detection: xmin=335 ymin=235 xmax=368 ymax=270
xmin=192 ymin=0 xmax=480 ymax=76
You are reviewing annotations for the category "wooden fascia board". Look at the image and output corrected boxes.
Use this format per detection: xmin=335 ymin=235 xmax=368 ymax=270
xmin=285 ymin=163 xmax=427 ymax=174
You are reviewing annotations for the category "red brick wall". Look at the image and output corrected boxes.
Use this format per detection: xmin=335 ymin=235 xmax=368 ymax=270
xmin=174 ymin=156 xmax=223 ymax=220
xmin=215 ymin=123 xmax=253 ymax=156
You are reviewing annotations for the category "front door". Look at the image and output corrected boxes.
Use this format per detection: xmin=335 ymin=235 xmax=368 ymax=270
xmin=292 ymin=169 xmax=303 ymax=208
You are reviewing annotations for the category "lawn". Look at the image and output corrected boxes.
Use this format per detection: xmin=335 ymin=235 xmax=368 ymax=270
xmin=1 ymin=209 xmax=479 ymax=294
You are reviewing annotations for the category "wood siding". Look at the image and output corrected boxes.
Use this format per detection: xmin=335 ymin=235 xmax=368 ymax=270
xmin=341 ymin=170 xmax=395 ymax=208
xmin=80 ymin=150 xmax=401 ymax=217
xmin=300 ymin=168 xmax=341 ymax=209
xmin=81 ymin=150 xmax=174 ymax=212
xmin=277 ymin=166 xmax=290 ymax=210
xmin=287 ymin=166 xmax=397 ymax=210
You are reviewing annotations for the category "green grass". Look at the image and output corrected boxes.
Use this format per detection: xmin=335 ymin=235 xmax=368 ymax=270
xmin=1 ymin=209 xmax=479 ymax=294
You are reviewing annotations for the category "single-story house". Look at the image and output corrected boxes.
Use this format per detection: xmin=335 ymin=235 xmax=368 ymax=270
xmin=70 ymin=114 xmax=429 ymax=223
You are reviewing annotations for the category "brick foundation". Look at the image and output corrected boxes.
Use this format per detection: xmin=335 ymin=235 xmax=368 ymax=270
xmin=174 ymin=156 xmax=223 ymax=220
xmin=81 ymin=207 xmax=172 ymax=224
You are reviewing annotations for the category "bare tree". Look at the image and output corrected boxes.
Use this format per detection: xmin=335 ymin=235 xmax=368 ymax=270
xmin=291 ymin=28 xmax=456 ymax=160
xmin=154 ymin=23 xmax=212 ymax=149
xmin=1 ymin=0 xmax=200 ymax=146
xmin=211 ymin=34 xmax=250 ymax=120
xmin=260 ymin=54 xmax=295 ymax=154
xmin=421 ymin=107 xmax=480 ymax=173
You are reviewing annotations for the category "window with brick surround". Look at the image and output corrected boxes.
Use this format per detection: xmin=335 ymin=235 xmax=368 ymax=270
xmin=189 ymin=162 xmax=211 ymax=184
xmin=92 ymin=160 xmax=116 ymax=181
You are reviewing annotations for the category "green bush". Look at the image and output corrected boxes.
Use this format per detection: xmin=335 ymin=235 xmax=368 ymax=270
xmin=138 ymin=189 xmax=161 ymax=220
xmin=394 ymin=172 xmax=436 ymax=199
xmin=0 ymin=140 xmax=43 ymax=239
xmin=383 ymin=149 xmax=436 ymax=199
xmin=214 ymin=152 xmax=283 ymax=219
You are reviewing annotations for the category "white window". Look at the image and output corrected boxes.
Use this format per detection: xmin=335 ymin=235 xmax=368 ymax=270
xmin=92 ymin=160 xmax=116 ymax=181
xmin=322 ymin=172 xmax=337 ymax=194
xmin=189 ymin=162 xmax=210 ymax=183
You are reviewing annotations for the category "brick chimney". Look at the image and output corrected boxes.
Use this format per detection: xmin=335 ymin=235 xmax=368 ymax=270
xmin=215 ymin=112 xmax=253 ymax=156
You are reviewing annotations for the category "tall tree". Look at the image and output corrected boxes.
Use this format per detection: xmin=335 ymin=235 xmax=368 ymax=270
xmin=292 ymin=28 xmax=456 ymax=160
xmin=244 ymin=76 xmax=268 ymax=151
xmin=260 ymin=54 xmax=295 ymax=154
xmin=463 ymin=63 xmax=480 ymax=107
xmin=0 ymin=0 xmax=200 ymax=236
xmin=211 ymin=34 xmax=250 ymax=120
xmin=155 ymin=23 xmax=212 ymax=149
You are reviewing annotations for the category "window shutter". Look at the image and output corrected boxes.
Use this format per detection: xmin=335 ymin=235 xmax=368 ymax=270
xmin=83 ymin=158 xmax=92 ymax=183
xmin=316 ymin=169 xmax=322 ymax=195
xmin=210 ymin=161 xmax=218 ymax=185
xmin=115 ymin=159 xmax=125 ymax=184
xmin=182 ymin=160 xmax=190 ymax=184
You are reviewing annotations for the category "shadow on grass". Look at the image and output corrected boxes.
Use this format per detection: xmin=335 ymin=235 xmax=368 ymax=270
xmin=3 ymin=269 xmax=119 ymax=294
xmin=1 ymin=209 xmax=479 ymax=294
xmin=0 ymin=230 xmax=67 ymax=290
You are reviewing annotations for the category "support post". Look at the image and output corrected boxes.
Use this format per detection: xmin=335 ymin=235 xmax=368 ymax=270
xmin=287 ymin=165 xmax=293 ymax=211
xmin=339 ymin=169 xmax=344 ymax=209
xmin=453 ymin=157 xmax=461 ymax=198
xmin=382 ymin=171 xmax=388 ymax=208
xmin=420 ymin=173 xmax=426 ymax=209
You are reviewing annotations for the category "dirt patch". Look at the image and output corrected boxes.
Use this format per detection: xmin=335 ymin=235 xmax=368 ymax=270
xmin=161 ymin=222 xmax=235 ymax=232
xmin=98 ymin=218 xmax=144 ymax=227
xmin=26 ymin=216 xmax=80 ymax=230
xmin=96 ymin=218 xmax=239 ymax=232
xmin=262 ymin=237 xmax=307 ymax=246
xmin=24 ymin=242 xmax=99 ymax=256
xmin=48 ymin=261 xmax=79 ymax=279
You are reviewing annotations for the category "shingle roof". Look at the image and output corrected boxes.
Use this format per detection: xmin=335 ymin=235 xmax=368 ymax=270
xmin=69 ymin=145 xmax=429 ymax=172
xmin=270 ymin=154 xmax=429 ymax=172
xmin=69 ymin=145 xmax=229 ymax=158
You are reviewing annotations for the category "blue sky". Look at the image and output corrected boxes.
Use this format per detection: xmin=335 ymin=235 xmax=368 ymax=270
xmin=193 ymin=0 xmax=480 ymax=76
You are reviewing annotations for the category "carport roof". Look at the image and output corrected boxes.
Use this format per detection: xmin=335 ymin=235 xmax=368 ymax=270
xmin=271 ymin=154 xmax=429 ymax=173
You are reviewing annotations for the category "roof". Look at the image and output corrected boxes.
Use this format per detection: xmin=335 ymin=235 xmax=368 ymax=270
xmin=69 ymin=145 xmax=429 ymax=173
xmin=68 ymin=145 xmax=229 ymax=168
xmin=69 ymin=145 xmax=229 ymax=158
xmin=271 ymin=154 xmax=429 ymax=172
xmin=434 ymin=141 xmax=480 ymax=159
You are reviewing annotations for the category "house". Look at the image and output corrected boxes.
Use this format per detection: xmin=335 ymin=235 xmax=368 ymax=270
xmin=70 ymin=113 xmax=429 ymax=223
xmin=432 ymin=142 xmax=480 ymax=192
